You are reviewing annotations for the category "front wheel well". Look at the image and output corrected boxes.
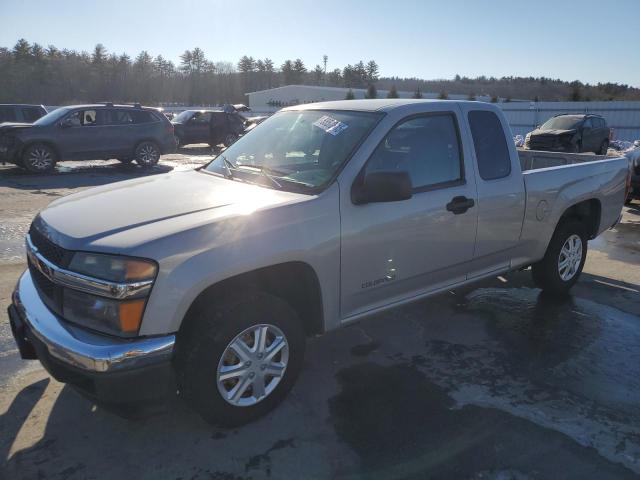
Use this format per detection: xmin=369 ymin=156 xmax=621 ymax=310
xmin=20 ymin=141 xmax=60 ymax=161
xmin=557 ymin=198 xmax=601 ymax=239
xmin=181 ymin=262 xmax=325 ymax=337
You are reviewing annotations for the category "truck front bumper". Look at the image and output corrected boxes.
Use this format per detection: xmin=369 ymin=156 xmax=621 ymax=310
xmin=9 ymin=270 xmax=176 ymax=405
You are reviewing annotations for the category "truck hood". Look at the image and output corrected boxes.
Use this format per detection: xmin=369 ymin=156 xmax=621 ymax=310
xmin=36 ymin=170 xmax=309 ymax=250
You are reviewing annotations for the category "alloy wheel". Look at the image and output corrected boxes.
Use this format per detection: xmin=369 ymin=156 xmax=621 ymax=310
xmin=558 ymin=234 xmax=582 ymax=281
xmin=216 ymin=324 xmax=289 ymax=407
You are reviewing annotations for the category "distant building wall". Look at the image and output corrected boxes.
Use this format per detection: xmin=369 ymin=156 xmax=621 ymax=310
xmin=500 ymin=101 xmax=640 ymax=141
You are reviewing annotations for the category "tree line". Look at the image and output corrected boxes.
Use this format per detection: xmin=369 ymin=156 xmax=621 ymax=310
xmin=0 ymin=39 xmax=638 ymax=106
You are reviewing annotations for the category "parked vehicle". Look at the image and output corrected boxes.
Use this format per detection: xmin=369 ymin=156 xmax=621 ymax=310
xmin=0 ymin=104 xmax=47 ymax=123
xmin=525 ymin=113 xmax=611 ymax=154
xmin=8 ymin=100 xmax=628 ymax=426
xmin=0 ymin=103 xmax=176 ymax=173
xmin=172 ymin=109 xmax=247 ymax=147
xmin=625 ymin=148 xmax=640 ymax=203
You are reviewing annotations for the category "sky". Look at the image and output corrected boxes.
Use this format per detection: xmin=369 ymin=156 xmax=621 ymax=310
xmin=1 ymin=0 xmax=639 ymax=87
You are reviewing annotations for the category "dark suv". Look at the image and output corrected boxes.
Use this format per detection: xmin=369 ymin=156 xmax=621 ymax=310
xmin=0 ymin=103 xmax=176 ymax=173
xmin=525 ymin=114 xmax=611 ymax=154
xmin=172 ymin=109 xmax=247 ymax=147
xmin=0 ymin=104 xmax=47 ymax=123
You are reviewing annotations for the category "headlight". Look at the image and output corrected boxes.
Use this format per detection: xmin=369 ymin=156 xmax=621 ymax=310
xmin=69 ymin=252 xmax=156 ymax=283
xmin=64 ymin=253 xmax=157 ymax=337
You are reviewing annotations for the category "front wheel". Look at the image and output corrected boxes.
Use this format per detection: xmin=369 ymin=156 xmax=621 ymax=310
xmin=135 ymin=141 xmax=161 ymax=168
xmin=176 ymin=292 xmax=305 ymax=426
xmin=22 ymin=143 xmax=56 ymax=173
xmin=531 ymin=219 xmax=587 ymax=295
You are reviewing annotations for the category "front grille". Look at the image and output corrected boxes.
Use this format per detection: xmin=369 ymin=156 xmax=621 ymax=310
xmin=28 ymin=261 xmax=64 ymax=316
xmin=29 ymin=225 xmax=72 ymax=267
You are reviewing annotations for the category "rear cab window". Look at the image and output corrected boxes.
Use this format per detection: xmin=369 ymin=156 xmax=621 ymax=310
xmin=0 ymin=107 xmax=18 ymax=122
xmin=468 ymin=110 xmax=511 ymax=180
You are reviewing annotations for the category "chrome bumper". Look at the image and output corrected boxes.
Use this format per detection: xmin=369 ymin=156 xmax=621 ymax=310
xmin=12 ymin=270 xmax=175 ymax=373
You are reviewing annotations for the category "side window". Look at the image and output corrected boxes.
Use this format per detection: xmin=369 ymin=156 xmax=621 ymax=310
xmin=111 ymin=109 xmax=134 ymax=125
xmin=468 ymin=110 xmax=511 ymax=181
xmin=67 ymin=110 xmax=98 ymax=127
xmin=0 ymin=107 xmax=17 ymax=122
xmin=190 ymin=112 xmax=212 ymax=124
xmin=583 ymin=118 xmax=593 ymax=129
xmin=22 ymin=107 xmax=43 ymax=122
xmin=132 ymin=111 xmax=155 ymax=124
xmin=365 ymin=113 xmax=463 ymax=190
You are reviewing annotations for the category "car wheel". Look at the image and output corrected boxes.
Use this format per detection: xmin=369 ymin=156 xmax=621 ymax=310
xmin=22 ymin=143 xmax=56 ymax=173
xmin=176 ymin=292 xmax=305 ymax=426
xmin=223 ymin=133 xmax=237 ymax=147
xmin=598 ymin=140 xmax=609 ymax=156
xmin=135 ymin=141 xmax=161 ymax=168
xmin=531 ymin=219 xmax=587 ymax=295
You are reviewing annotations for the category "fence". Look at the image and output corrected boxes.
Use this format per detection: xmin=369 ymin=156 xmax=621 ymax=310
xmin=499 ymin=101 xmax=640 ymax=142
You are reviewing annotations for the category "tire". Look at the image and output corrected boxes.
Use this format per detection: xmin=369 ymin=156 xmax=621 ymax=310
xmin=598 ymin=140 xmax=609 ymax=156
xmin=134 ymin=141 xmax=161 ymax=168
xmin=22 ymin=143 xmax=56 ymax=173
xmin=176 ymin=292 xmax=305 ymax=426
xmin=531 ymin=219 xmax=587 ymax=295
xmin=223 ymin=133 xmax=237 ymax=147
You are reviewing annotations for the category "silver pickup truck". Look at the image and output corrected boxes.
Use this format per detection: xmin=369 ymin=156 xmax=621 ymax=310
xmin=8 ymin=100 xmax=629 ymax=425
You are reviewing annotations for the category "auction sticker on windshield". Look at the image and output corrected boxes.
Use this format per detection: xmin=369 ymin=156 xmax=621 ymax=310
xmin=313 ymin=115 xmax=349 ymax=136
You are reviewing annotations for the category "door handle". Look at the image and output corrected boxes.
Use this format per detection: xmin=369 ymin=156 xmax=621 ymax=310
xmin=446 ymin=196 xmax=475 ymax=215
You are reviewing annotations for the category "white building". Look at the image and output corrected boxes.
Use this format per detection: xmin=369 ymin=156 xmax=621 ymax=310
xmin=245 ymin=85 xmax=494 ymax=114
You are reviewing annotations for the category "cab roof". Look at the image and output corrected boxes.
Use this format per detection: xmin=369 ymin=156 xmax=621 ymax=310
xmin=283 ymin=99 xmax=490 ymax=113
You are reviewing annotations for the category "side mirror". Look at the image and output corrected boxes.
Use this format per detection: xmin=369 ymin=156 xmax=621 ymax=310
xmin=352 ymin=171 xmax=412 ymax=205
xmin=59 ymin=118 xmax=72 ymax=129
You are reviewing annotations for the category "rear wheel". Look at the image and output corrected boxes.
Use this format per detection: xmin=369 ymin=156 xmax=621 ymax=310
xmin=531 ymin=219 xmax=587 ymax=295
xmin=598 ymin=140 xmax=609 ymax=155
xmin=176 ymin=292 xmax=305 ymax=426
xmin=223 ymin=133 xmax=237 ymax=147
xmin=135 ymin=141 xmax=160 ymax=168
xmin=22 ymin=143 xmax=56 ymax=173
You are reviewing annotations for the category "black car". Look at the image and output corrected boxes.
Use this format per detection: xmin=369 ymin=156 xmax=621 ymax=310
xmin=0 ymin=103 xmax=176 ymax=173
xmin=525 ymin=114 xmax=611 ymax=154
xmin=0 ymin=104 xmax=47 ymax=123
xmin=172 ymin=109 xmax=247 ymax=148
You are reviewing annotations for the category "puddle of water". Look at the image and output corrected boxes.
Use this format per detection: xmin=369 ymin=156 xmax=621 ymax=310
xmin=329 ymin=362 xmax=635 ymax=478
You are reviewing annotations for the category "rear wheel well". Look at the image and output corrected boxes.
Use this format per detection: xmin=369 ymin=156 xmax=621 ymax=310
xmin=182 ymin=262 xmax=324 ymax=337
xmin=558 ymin=198 xmax=601 ymax=239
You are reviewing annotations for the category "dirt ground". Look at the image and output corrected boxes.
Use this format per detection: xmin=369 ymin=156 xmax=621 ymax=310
xmin=1 ymin=150 xmax=640 ymax=479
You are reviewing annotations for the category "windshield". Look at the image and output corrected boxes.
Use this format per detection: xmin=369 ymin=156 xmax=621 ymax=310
xmin=540 ymin=116 xmax=582 ymax=131
xmin=172 ymin=110 xmax=194 ymax=123
xmin=32 ymin=107 xmax=71 ymax=126
xmin=205 ymin=110 xmax=382 ymax=191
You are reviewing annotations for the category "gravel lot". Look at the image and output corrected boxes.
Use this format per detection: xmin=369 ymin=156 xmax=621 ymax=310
xmin=1 ymin=149 xmax=640 ymax=479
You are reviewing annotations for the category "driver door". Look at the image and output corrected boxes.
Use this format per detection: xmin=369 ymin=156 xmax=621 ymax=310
xmin=339 ymin=110 xmax=478 ymax=319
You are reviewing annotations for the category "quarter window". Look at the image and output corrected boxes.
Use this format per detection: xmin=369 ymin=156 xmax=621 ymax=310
xmin=22 ymin=107 xmax=43 ymax=122
xmin=365 ymin=113 xmax=463 ymax=190
xmin=468 ymin=110 xmax=511 ymax=180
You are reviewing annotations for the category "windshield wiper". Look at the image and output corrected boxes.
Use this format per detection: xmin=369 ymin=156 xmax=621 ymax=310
xmin=236 ymin=164 xmax=282 ymax=189
xmin=220 ymin=155 xmax=235 ymax=179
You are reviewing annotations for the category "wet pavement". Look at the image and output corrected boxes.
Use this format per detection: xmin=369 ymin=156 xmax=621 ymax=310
xmin=1 ymin=154 xmax=640 ymax=479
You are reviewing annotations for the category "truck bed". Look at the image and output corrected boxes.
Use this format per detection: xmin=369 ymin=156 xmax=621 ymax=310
xmin=515 ymin=148 xmax=629 ymax=266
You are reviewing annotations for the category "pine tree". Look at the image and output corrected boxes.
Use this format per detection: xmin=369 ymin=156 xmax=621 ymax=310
xmin=413 ymin=87 xmax=423 ymax=99
xmin=365 ymin=83 xmax=377 ymax=99
xmin=387 ymin=85 xmax=399 ymax=98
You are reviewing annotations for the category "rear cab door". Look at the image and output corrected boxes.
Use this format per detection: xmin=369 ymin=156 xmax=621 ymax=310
xmin=458 ymin=103 xmax=526 ymax=278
